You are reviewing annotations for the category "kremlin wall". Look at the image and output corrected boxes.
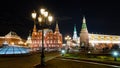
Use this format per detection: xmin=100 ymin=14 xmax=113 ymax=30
xmin=80 ymin=17 xmax=120 ymax=49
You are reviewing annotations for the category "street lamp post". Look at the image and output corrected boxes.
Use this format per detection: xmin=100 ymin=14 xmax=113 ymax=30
xmin=32 ymin=8 xmax=53 ymax=66
xmin=112 ymin=51 xmax=119 ymax=61
xmin=65 ymin=35 xmax=71 ymax=53
xmin=61 ymin=49 xmax=65 ymax=56
xmin=65 ymin=35 xmax=71 ymax=46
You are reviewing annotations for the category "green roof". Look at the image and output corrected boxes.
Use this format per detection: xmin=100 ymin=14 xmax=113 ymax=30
xmin=74 ymin=25 xmax=77 ymax=32
xmin=82 ymin=23 xmax=87 ymax=29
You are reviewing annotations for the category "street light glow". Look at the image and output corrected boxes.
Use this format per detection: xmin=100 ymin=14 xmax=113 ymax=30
xmin=32 ymin=11 xmax=37 ymax=19
xmin=40 ymin=8 xmax=45 ymax=15
xmin=112 ymin=51 xmax=119 ymax=61
xmin=65 ymin=35 xmax=71 ymax=40
xmin=61 ymin=50 xmax=65 ymax=54
xmin=44 ymin=11 xmax=48 ymax=17
xmin=113 ymin=51 xmax=118 ymax=57
xmin=48 ymin=16 xmax=53 ymax=22
xmin=38 ymin=16 xmax=42 ymax=22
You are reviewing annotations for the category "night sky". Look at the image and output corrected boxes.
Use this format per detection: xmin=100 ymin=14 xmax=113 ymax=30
xmin=0 ymin=0 xmax=120 ymax=40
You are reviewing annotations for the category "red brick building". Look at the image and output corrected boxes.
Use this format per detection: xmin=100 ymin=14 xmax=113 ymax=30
xmin=31 ymin=23 xmax=62 ymax=51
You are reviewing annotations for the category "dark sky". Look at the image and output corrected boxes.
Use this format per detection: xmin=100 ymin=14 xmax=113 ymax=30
xmin=0 ymin=0 xmax=120 ymax=39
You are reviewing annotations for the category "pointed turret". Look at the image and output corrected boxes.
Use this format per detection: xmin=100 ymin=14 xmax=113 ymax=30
xmin=83 ymin=16 xmax=86 ymax=23
xmin=73 ymin=24 xmax=78 ymax=41
xmin=33 ymin=24 xmax=37 ymax=32
xmin=55 ymin=22 xmax=60 ymax=33
xmin=32 ymin=23 xmax=37 ymax=38
xmin=80 ymin=16 xmax=89 ymax=48
xmin=81 ymin=16 xmax=88 ymax=32
xmin=74 ymin=24 xmax=77 ymax=32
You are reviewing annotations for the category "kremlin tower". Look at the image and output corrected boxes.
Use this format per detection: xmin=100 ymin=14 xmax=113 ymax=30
xmin=73 ymin=24 xmax=78 ymax=42
xmin=80 ymin=16 xmax=89 ymax=48
xmin=72 ymin=24 xmax=80 ymax=46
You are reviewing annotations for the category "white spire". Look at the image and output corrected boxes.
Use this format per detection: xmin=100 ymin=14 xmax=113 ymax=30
xmin=56 ymin=23 xmax=59 ymax=29
xmin=83 ymin=16 xmax=86 ymax=23
xmin=73 ymin=24 xmax=78 ymax=41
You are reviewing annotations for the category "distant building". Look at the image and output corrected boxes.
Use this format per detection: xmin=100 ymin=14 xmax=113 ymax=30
xmin=72 ymin=25 xmax=80 ymax=46
xmin=25 ymin=33 xmax=32 ymax=47
xmin=0 ymin=31 xmax=24 ymax=46
xmin=68 ymin=16 xmax=120 ymax=52
xmin=88 ymin=33 xmax=120 ymax=49
xmin=79 ymin=16 xmax=120 ymax=51
xmin=31 ymin=23 xmax=62 ymax=50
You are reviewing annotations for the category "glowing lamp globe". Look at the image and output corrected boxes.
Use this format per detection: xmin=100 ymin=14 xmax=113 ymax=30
xmin=112 ymin=51 xmax=119 ymax=57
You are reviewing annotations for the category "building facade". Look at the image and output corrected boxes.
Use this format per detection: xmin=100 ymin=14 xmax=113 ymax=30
xmin=89 ymin=33 xmax=120 ymax=50
xmin=79 ymin=16 xmax=120 ymax=52
xmin=25 ymin=33 xmax=32 ymax=47
xmin=67 ymin=16 xmax=120 ymax=53
xmin=0 ymin=31 xmax=24 ymax=46
xmin=31 ymin=23 xmax=62 ymax=51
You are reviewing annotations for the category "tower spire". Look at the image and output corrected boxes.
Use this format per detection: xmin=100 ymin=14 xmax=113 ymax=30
xmin=33 ymin=23 xmax=37 ymax=32
xmin=55 ymin=21 xmax=59 ymax=33
xmin=81 ymin=16 xmax=87 ymax=30
xmin=74 ymin=24 xmax=77 ymax=32
xmin=32 ymin=23 xmax=37 ymax=37
xmin=73 ymin=24 xmax=78 ymax=41
xmin=83 ymin=16 xmax=86 ymax=23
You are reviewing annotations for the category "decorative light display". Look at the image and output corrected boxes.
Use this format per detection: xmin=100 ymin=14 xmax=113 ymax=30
xmin=0 ymin=45 xmax=30 ymax=55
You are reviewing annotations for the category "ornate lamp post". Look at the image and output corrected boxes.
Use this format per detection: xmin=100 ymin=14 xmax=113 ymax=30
xmin=65 ymin=35 xmax=71 ymax=53
xmin=32 ymin=8 xmax=53 ymax=66
xmin=65 ymin=35 xmax=71 ymax=46
xmin=112 ymin=51 xmax=119 ymax=61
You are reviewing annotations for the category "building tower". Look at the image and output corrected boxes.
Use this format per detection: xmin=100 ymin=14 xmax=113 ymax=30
xmin=32 ymin=23 xmax=37 ymax=37
xmin=54 ymin=22 xmax=63 ymax=48
xmin=33 ymin=24 xmax=37 ymax=32
xmin=73 ymin=24 xmax=78 ymax=42
xmin=55 ymin=22 xmax=59 ymax=33
xmin=31 ymin=23 xmax=38 ymax=50
xmin=80 ymin=16 xmax=89 ymax=48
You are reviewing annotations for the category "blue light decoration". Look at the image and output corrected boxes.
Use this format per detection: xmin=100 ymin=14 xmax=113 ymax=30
xmin=0 ymin=45 xmax=30 ymax=55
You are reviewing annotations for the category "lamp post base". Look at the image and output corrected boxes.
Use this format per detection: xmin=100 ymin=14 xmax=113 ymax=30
xmin=114 ymin=57 xmax=117 ymax=61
